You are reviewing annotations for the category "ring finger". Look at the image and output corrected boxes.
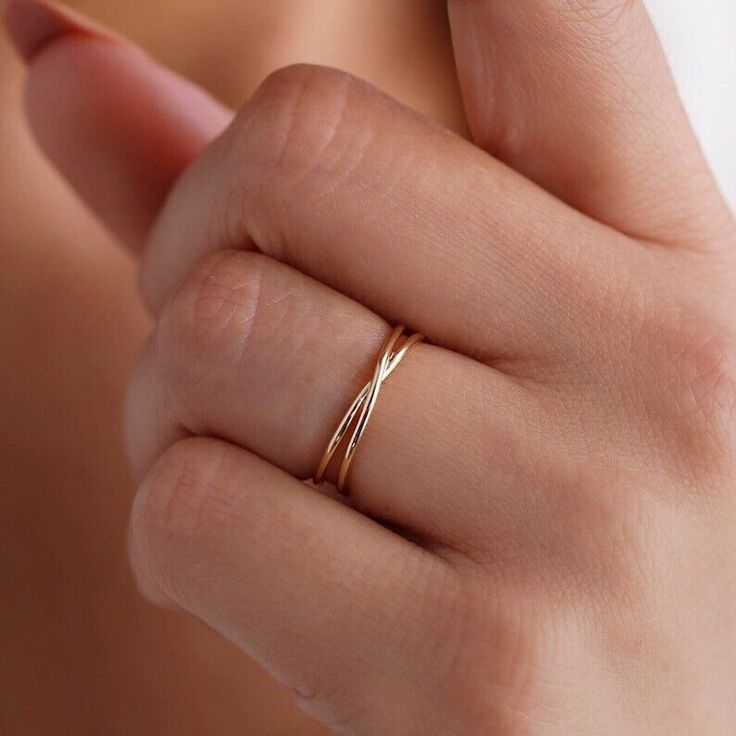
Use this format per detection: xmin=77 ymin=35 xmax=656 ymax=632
xmin=126 ymin=248 xmax=539 ymax=553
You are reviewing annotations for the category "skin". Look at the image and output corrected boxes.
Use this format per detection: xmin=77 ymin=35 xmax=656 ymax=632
xmin=5 ymin=0 xmax=736 ymax=734
xmin=0 ymin=1 xmax=460 ymax=733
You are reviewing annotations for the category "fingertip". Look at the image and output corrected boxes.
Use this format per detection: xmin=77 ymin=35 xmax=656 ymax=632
xmin=5 ymin=1 xmax=231 ymax=252
xmin=3 ymin=0 xmax=115 ymax=64
xmin=21 ymin=28 xmax=231 ymax=250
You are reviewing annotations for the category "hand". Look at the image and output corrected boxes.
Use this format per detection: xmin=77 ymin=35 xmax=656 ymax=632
xmin=8 ymin=0 xmax=736 ymax=733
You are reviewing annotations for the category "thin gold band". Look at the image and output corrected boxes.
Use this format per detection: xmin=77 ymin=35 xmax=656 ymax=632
xmin=313 ymin=325 xmax=423 ymax=495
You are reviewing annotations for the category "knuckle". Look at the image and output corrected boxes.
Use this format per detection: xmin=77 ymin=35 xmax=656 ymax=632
xmin=217 ymin=65 xmax=378 ymax=256
xmin=674 ymin=325 xmax=736 ymax=419
xmin=638 ymin=304 xmax=736 ymax=472
xmin=156 ymin=250 xmax=266 ymax=387
xmin=432 ymin=580 xmax=571 ymax=732
xmin=663 ymin=316 xmax=735 ymax=423
xmin=129 ymin=437 xmax=234 ymax=603
xmin=239 ymin=63 xmax=358 ymax=174
xmin=564 ymin=461 xmax=660 ymax=595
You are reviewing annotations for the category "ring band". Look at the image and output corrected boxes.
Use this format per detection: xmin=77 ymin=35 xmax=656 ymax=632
xmin=313 ymin=325 xmax=423 ymax=495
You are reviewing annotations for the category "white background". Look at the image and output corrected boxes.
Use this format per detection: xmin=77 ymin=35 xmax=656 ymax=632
xmin=646 ymin=0 xmax=736 ymax=211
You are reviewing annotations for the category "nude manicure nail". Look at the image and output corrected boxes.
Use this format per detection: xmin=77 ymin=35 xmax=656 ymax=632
xmin=3 ymin=0 xmax=115 ymax=63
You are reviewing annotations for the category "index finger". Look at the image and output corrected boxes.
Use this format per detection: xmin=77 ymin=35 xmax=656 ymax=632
xmin=5 ymin=0 xmax=231 ymax=250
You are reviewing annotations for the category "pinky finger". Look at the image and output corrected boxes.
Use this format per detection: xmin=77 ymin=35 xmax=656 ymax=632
xmin=128 ymin=437 xmax=456 ymax=731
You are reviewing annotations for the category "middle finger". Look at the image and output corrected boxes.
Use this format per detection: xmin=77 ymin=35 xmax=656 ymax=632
xmin=141 ymin=64 xmax=637 ymax=366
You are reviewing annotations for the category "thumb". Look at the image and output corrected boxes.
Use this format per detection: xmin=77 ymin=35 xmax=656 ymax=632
xmin=4 ymin=0 xmax=232 ymax=251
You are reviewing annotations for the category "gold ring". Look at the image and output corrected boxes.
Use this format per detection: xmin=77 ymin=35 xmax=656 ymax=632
xmin=313 ymin=325 xmax=423 ymax=495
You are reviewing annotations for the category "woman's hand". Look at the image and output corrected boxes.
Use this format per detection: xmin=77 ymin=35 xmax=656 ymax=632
xmin=7 ymin=0 xmax=736 ymax=733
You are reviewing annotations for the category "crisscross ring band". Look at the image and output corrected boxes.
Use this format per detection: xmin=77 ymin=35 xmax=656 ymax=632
xmin=313 ymin=325 xmax=423 ymax=495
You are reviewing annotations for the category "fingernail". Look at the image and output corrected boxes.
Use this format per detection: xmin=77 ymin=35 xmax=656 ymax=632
xmin=3 ymin=0 xmax=111 ymax=63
